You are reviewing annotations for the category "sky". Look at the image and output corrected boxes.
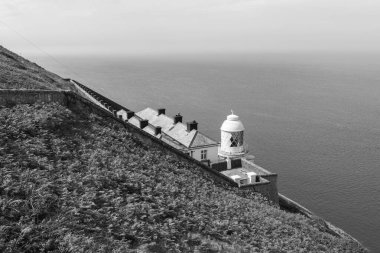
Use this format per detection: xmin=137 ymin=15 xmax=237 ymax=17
xmin=1 ymin=0 xmax=380 ymax=56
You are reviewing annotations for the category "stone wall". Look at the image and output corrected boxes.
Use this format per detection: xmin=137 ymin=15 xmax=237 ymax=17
xmin=0 ymin=89 xmax=67 ymax=107
xmin=72 ymin=80 xmax=130 ymax=112
xmin=210 ymin=157 xmax=278 ymax=204
xmin=277 ymin=193 xmax=363 ymax=245
xmin=240 ymin=178 xmax=278 ymax=204
xmin=278 ymin=193 xmax=313 ymax=217
xmin=210 ymin=158 xmax=245 ymax=171
xmin=211 ymin=161 xmax=227 ymax=172
xmin=241 ymin=157 xmax=279 ymax=204
xmin=231 ymin=158 xmax=242 ymax=169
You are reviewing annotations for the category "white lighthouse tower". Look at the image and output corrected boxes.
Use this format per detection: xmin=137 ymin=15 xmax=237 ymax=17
xmin=218 ymin=110 xmax=248 ymax=162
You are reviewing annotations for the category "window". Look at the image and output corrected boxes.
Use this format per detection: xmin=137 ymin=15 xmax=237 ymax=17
xmin=230 ymin=132 xmax=243 ymax=147
xmin=190 ymin=151 xmax=194 ymax=158
xmin=201 ymin=150 xmax=207 ymax=160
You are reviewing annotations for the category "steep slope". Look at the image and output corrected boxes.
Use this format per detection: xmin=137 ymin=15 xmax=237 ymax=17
xmin=0 ymin=103 xmax=367 ymax=252
xmin=0 ymin=45 xmax=75 ymax=91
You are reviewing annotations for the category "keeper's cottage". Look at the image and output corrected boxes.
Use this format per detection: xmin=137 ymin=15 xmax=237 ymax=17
xmin=117 ymin=107 xmax=219 ymax=165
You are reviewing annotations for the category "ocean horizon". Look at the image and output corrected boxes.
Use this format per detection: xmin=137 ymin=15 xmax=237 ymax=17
xmin=34 ymin=52 xmax=380 ymax=252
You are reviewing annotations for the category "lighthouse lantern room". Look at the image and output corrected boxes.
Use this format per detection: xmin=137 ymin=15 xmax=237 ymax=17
xmin=218 ymin=110 xmax=247 ymax=160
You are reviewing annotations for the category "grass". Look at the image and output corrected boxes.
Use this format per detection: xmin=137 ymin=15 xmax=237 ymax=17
xmin=0 ymin=102 xmax=367 ymax=252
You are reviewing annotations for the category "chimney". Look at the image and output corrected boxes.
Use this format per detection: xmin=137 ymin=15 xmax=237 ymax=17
xmin=155 ymin=126 xmax=162 ymax=135
xmin=157 ymin=108 xmax=166 ymax=115
xmin=126 ymin=111 xmax=135 ymax=119
xmin=139 ymin=119 xmax=148 ymax=129
xmin=187 ymin=120 xmax=198 ymax=131
xmin=174 ymin=113 xmax=183 ymax=124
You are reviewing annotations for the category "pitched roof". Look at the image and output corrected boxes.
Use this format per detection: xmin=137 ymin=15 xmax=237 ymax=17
xmin=161 ymin=135 xmax=187 ymax=150
xmin=143 ymin=124 xmax=162 ymax=138
xmin=191 ymin=132 xmax=219 ymax=147
xmin=127 ymin=113 xmax=188 ymax=150
xmin=165 ymin=123 xmax=196 ymax=148
xmin=128 ymin=116 xmax=141 ymax=128
xmin=135 ymin=107 xmax=218 ymax=149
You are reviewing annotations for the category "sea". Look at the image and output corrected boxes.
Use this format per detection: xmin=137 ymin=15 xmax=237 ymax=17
xmin=34 ymin=52 xmax=380 ymax=252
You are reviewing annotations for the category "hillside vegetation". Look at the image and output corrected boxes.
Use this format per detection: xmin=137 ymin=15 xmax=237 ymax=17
xmin=0 ymin=45 xmax=75 ymax=91
xmin=0 ymin=103 xmax=366 ymax=252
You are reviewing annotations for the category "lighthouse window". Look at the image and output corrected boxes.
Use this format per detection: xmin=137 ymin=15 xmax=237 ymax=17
xmin=230 ymin=132 xmax=243 ymax=147
xmin=201 ymin=150 xmax=207 ymax=160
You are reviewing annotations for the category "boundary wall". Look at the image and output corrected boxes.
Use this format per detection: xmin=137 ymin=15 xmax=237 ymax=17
xmin=211 ymin=157 xmax=279 ymax=204
xmin=241 ymin=156 xmax=279 ymax=203
xmin=70 ymin=80 xmax=130 ymax=113
xmin=0 ymin=89 xmax=67 ymax=107
xmin=278 ymin=193 xmax=364 ymax=246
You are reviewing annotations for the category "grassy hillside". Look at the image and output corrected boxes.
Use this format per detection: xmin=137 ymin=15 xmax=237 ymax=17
xmin=0 ymin=102 xmax=366 ymax=252
xmin=0 ymin=45 xmax=75 ymax=91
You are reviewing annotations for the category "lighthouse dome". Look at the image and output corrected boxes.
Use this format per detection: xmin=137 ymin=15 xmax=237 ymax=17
xmin=220 ymin=112 xmax=245 ymax=132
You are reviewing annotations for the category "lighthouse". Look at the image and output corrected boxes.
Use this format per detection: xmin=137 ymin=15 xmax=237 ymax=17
xmin=218 ymin=110 xmax=248 ymax=161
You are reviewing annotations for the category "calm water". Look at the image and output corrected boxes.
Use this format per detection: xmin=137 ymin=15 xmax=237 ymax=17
xmin=35 ymin=53 xmax=380 ymax=252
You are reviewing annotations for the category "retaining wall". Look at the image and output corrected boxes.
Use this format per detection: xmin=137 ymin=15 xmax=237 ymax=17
xmin=71 ymin=80 xmax=130 ymax=112
xmin=0 ymin=89 xmax=67 ymax=107
xmin=241 ymin=157 xmax=279 ymax=203
xmin=279 ymin=193 xmax=313 ymax=217
xmin=210 ymin=157 xmax=279 ymax=204
xmin=278 ymin=193 xmax=365 ymax=247
xmin=240 ymin=179 xmax=277 ymax=203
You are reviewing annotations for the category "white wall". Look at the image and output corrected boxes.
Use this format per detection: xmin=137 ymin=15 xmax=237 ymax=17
xmin=190 ymin=146 xmax=219 ymax=162
xmin=117 ymin=109 xmax=128 ymax=120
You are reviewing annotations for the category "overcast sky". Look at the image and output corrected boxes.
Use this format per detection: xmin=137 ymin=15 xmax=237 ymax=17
xmin=1 ymin=0 xmax=380 ymax=56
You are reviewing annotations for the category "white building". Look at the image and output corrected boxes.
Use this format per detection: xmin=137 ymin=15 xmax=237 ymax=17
xmin=117 ymin=108 xmax=219 ymax=164
xmin=218 ymin=111 xmax=248 ymax=159
xmin=217 ymin=111 xmax=248 ymax=169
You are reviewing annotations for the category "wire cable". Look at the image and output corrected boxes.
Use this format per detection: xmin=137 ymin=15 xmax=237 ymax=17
xmin=0 ymin=18 xmax=108 ymax=93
